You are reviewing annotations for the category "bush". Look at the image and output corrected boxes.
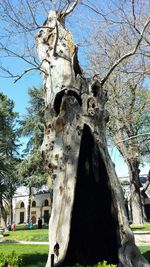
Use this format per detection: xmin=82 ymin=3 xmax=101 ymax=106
xmin=97 ymin=261 xmax=117 ymax=267
xmin=75 ymin=261 xmax=117 ymax=267
xmin=0 ymin=251 xmax=22 ymax=267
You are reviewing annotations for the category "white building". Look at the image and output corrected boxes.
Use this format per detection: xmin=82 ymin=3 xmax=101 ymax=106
xmin=11 ymin=186 xmax=52 ymax=225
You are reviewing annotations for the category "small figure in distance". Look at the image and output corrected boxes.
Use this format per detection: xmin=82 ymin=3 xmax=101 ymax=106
xmin=29 ymin=219 xmax=33 ymax=229
xmin=38 ymin=217 xmax=42 ymax=229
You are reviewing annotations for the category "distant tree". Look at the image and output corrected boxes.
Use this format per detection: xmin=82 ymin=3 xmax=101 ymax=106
xmin=17 ymin=87 xmax=48 ymax=223
xmin=107 ymin=78 xmax=150 ymax=224
xmin=87 ymin=2 xmax=150 ymax=224
xmin=88 ymin=49 xmax=150 ymax=224
xmin=20 ymin=87 xmax=45 ymax=151
xmin=0 ymin=93 xmax=19 ymax=227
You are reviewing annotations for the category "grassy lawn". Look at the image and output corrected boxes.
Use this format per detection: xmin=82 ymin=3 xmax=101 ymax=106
xmin=0 ymin=244 xmax=49 ymax=267
xmin=130 ymin=222 xmax=150 ymax=231
xmin=15 ymin=224 xmax=48 ymax=231
xmin=2 ymin=228 xmax=48 ymax=242
xmin=0 ymin=244 xmax=149 ymax=266
xmin=0 ymin=224 xmax=149 ymax=266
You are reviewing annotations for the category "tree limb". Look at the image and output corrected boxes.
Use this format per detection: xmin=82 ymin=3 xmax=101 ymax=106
xmin=14 ymin=65 xmax=47 ymax=83
xmin=0 ymin=42 xmax=38 ymax=67
xmin=25 ymin=0 xmax=39 ymax=28
xmin=63 ymin=0 xmax=80 ymax=17
xmin=100 ymin=16 xmax=150 ymax=86
xmin=116 ymin=132 xmax=150 ymax=144
xmin=131 ymin=0 xmax=136 ymax=27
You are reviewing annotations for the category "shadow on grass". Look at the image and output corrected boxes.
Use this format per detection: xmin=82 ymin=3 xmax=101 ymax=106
xmin=142 ymin=251 xmax=150 ymax=263
xmin=0 ymin=240 xmax=21 ymax=243
xmin=22 ymin=253 xmax=48 ymax=266
xmin=3 ymin=233 xmax=10 ymax=236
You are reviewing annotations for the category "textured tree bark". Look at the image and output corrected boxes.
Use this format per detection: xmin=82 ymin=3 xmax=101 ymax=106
xmin=36 ymin=11 xmax=150 ymax=267
xmin=127 ymin=159 xmax=145 ymax=225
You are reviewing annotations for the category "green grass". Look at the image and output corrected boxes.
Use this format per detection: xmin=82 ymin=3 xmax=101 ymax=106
xmin=0 ymin=244 xmax=149 ymax=266
xmin=2 ymin=228 xmax=48 ymax=242
xmin=15 ymin=224 xmax=48 ymax=231
xmin=0 ymin=244 xmax=49 ymax=267
xmin=130 ymin=222 xmax=150 ymax=231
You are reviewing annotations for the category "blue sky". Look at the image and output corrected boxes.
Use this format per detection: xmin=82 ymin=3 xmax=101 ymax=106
xmin=0 ymin=71 xmax=42 ymax=116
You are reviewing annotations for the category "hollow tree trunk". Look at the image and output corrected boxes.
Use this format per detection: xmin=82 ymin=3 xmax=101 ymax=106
xmin=127 ymin=159 xmax=145 ymax=225
xmin=36 ymin=11 xmax=150 ymax=267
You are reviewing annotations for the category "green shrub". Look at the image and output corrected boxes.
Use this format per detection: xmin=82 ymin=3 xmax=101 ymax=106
xmin=75 ymin=261 xmax=117 ymax=267
xmin=97 ymin=261 xmax=117 ymax=267
xmin=0 ymin=251 xmax=22 ymax=267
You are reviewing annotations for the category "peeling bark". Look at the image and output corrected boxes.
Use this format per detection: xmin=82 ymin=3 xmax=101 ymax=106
xmin=36 ymin=11 xmax=150 ymax=267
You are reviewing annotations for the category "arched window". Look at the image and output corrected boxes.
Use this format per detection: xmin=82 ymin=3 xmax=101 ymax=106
xmin=44 ymin=199 xmax=49 ymax=206
xmin=20 ymin=202 xmax=24 ymax=208
xmin=32 ymin=201 xmax=36 ymax=207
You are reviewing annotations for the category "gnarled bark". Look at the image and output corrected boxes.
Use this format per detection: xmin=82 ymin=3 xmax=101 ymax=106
xmin=36 ymin=11 xmax=150 ymax=267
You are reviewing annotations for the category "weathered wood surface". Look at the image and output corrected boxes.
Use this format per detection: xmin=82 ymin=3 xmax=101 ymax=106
xmin=36 ymin=10 xmax=150 ymax=267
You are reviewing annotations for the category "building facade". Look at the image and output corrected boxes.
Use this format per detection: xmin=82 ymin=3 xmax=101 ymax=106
xmin=11 ymin=186 xmax=52 ymax=225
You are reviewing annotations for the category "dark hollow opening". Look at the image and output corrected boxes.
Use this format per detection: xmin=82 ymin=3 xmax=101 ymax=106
xmin=62 ymin=124 xmax=119 ymax=266
xmin=54 ymin=89 xmax=82 ymax=116
xmin=73 ymin=48 xmax=83 ymax=77
xmin=91 ymin=80 xmax=101 ymax=97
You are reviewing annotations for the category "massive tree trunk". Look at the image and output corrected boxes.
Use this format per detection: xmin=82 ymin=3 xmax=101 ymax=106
xmin=36 ymin=11 xmax=150 ymax=267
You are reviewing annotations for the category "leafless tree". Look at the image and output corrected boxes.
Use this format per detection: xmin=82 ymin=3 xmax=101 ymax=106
xmin=87 ymin=0 xmax=150 ymax=225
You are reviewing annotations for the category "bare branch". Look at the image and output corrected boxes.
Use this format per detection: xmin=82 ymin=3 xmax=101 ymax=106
xmin=80 ymin=2 xmax=108 ymax=21
xmin=0 ymin=65 xmax=18 ymax=79
xmin=13 ymin=67 xmax=40 ymax=83
xmin=100 ymin=16 xmax=150 ymax=86
xmin=116 ymin=132 xmax=150 ymax=145
xmin=131 ymin=0 xmax=136 ymax=27
xmin=13 ymin=62 xmax=48 ymax=83
xmin=25 ymin=0 xmax=39 ymax=28
xmin=0 ymin=42 xmax=38 ymax=67
xmin=63 ymin=0 xmax=80 ymax=17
